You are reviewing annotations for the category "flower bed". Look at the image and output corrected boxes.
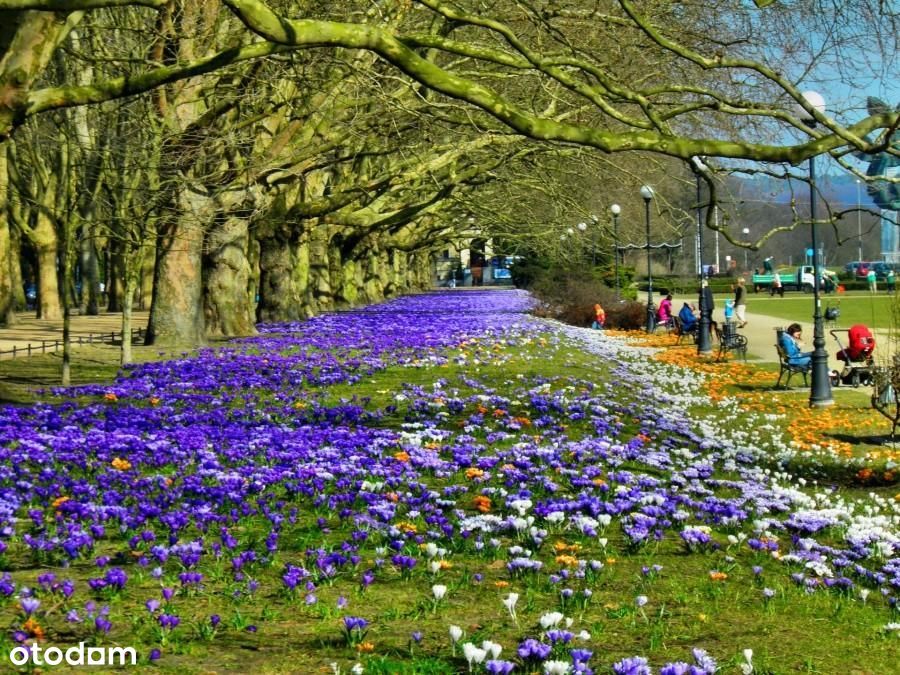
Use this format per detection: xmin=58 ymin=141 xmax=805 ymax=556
xmin=0 ymin=290 xmax=897 ymax=673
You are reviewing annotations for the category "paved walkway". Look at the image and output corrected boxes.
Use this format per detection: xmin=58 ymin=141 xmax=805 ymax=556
xmin=659 ymin=292 xmax=891 ymax=368
xmin=0 ymin=311 xmax=149 ymax=359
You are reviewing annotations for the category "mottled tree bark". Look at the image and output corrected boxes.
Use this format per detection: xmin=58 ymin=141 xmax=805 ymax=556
xmin=145 ymin=191 xmax=206 ymax=347
xmin=256 ymin=229 xmax=309 ymax=323
xmin=0 ymin=141 xmax=15 ymax=325
xmin=33 ymin=211 xmax=61 ymax=320
xmin=203 ymin=212 xmax=257 ymax=338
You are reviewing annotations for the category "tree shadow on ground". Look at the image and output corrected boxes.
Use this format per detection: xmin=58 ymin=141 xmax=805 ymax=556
xmin=825 ymin=431 xmax=898 ymax=448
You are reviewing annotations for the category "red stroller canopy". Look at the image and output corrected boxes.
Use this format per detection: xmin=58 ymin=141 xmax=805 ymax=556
xmin=840 ymin=324 xmax=875 ymax=362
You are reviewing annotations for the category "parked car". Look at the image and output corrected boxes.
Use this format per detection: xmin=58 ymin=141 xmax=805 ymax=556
xmin=871 ymin=262 xmax=893 ymax=280
xmin=844 ymin=261 xmax=864 ymax=276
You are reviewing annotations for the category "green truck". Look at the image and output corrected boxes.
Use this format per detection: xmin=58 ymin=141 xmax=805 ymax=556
xmin=751 ymin=265 xmax=817 ymax=293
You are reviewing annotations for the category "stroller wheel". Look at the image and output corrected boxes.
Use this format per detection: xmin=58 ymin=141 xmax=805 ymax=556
xmin=830 ymin=370 xmax=840 ymax=387
xmin=851 ymin=371 xmax=861 ymax=388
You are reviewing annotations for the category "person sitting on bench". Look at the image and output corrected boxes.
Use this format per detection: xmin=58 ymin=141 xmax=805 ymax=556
xmin=678 ymin=302 xmax=698 ymax=333
xmin=779 ymin=323 xmax=812 ymax=368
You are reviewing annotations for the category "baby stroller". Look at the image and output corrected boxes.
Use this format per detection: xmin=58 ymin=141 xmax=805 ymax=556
xmin=829 ymin=324 xmax=876 ymax=387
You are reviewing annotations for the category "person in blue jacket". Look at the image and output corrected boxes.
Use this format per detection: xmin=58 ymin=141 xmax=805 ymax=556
xmin=678 ymin=302 xmax=698 ymax=333
xmin=779 ymin=323 xmax=812 ymax=367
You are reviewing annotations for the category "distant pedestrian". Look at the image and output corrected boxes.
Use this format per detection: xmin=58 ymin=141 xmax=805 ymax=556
xmin=867 ymin=268 xmax=877 ymax=293
xmin=733 ymin=277 xmax=747 ymax=328
xmin=887 ymin=269 xmax=896 ymax=293
xmin=771 ymin=271 xmax=784 ymax=297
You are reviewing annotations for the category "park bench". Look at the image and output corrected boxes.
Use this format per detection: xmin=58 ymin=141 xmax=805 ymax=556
xmin=715 ymin=322 xmax=747 ymax=361
xmin=654 ymin=315 xmax=677 ymax=335
xmin=774 ymin=331 xmax=811 ymax=388
xmin=674 ymin=316 xmax=698 ymax=345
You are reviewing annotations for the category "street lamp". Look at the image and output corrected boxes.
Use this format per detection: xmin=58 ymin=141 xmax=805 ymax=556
xmin=742 ymin=228 xmax=750 ymax=269
xmin=856 ymin=178 xmax=863 ymax=263
xmin=589 ymin=214 xmax=599 ymax=266
xmin=640 ymin=185 xmax=655 ymax=332
xmin=795 ymin=90 xmax=833 ymax=407
xmin=610 ymin=204 xmax=621 ymax=299
xmin=576 ymin=221 xmax=588 ymax=264
xmin=691 ymin=156 xmax=712 ymax=355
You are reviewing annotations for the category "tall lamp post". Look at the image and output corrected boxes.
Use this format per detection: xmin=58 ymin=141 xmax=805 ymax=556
xmin=856 ymin=178 xmax=863 ymax=263
xmin=640 ymin=185 xmax=655 ymax=332
xmin=796 ymin=90 xmax=833 ymax=407
xmin=690 ymin=156 xmax=712 ymax=354
xmin=610 ymin=204 xmax=621 ymax=299
xmin=590 ymin=214 xmax=599 ymax=266
xmin=742 ymin=228 xmax=750 ymax=269
xmin=577 ymin=221 xmax=588 ymax=264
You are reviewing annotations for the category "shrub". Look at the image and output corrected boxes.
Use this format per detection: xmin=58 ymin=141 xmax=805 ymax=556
xmin=528 ymin=267 xmax=646 ymax=330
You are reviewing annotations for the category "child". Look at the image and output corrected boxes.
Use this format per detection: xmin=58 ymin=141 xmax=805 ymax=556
xmin=592 ymin=303 xmax=606 ymax=330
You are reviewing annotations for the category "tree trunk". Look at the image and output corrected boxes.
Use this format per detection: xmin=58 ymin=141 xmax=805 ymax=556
xmin=362 ymin=246 xmax=385 ymax=303
xmin=139 ymin=252 xmax=154 ymax=310
xmin=80 ymin=224 xmax=100 ymax=315
xmin=121 ymin=273 xmax=138 ymax=365
xmin=33 ymin=213 xmax=61 ymax=320
xmin=9 ymin=228 xmax=25 ymax=312
xmin=106 ymin=237 xmax=123 ymax=312
xmin=256 ymin=230 xmax=309 ymax=323
xmin=307 ymin=226 xmax=334 ymax=314
xmin=0 ymin=141 xmax=16 ymax=326
xmin=145 ymin=195 xmax=206 ymax=348
xmin=203 ymin=213 xmax=257 ymax=338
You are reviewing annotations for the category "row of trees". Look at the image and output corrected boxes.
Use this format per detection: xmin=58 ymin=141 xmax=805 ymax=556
xmin=0 ymin=1 xmax=896 ymax=366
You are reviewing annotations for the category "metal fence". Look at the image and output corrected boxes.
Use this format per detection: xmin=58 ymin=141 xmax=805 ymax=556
xmin=0 ymin=327 xmax=146 ymax=360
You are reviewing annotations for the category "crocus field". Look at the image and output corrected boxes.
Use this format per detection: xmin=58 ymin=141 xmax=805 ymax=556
xmin=1 ymin=290 xmax=899 ymax=674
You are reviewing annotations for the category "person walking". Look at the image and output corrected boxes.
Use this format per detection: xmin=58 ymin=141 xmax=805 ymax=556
xmin=733 ymin=277 xmax=747 ymax=328
xmin=771 ymin=271 xmax=784 ymax=297
xmin=887 ymin=268 xmax=895 ymax=293
xmin=867 ymin=267 xmax=877 ymax=293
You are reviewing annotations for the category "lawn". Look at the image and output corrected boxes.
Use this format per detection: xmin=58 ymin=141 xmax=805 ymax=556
xmin=742 ymin=291 xmax=898 ymax=330
xmin=0 ymin=290 xmax=898 ymax=674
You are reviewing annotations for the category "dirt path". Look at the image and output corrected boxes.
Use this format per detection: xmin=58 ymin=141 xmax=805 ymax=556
xmin=0 ymin=311 xmax=149 ymax=359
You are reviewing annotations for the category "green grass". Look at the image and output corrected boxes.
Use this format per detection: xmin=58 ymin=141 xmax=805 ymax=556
xmin=741 ymin=291 xmax=898 ymax=330
xmin=0 ymin=323 xmax=898 ymax=673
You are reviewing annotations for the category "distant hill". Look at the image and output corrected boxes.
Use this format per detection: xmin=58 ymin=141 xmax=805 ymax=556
xmin=738 ymin=174 xmax=879 ymax=209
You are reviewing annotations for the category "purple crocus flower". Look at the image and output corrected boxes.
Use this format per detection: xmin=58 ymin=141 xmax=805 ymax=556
xmin=485 ymin=660 xmax=515 ymax=674
xmin=19 ymin=597 xmax=40 ymax=616
xmin=613 ymin=656 xmax=652 ymax=675
xmin=516 ymin=638 xmax=551 ymax=661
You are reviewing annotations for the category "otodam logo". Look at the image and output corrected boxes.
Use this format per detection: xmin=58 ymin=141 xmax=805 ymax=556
xmin=9 ymin=642 xmax=137 ymax=667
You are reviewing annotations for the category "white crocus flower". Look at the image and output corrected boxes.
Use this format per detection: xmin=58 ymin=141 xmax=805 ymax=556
xmin=449 ymin=625 xmax=463 ymax=642
xmin=462 ymin=642 xmax=487 ymax=671
xmin=481 ymin=639 xmax=502 ymax=659
xmin=543 ymin=660 xmax=572 ymax=674
xmin=539 ymin=611 xmax=564 ymax=629
xmin=432 ymin=584 xmax=447 ymax=601
xmin=502 ymin=592 xmax=519 ymax=620
xmin=740 ymin=648 xmax=753 ymax=674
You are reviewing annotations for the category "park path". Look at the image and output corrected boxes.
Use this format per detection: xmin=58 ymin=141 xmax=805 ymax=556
xmin=0 ymin=311 xmax=149 ymax=358
xmin=658 ymin=292 xmax=894 ymax=368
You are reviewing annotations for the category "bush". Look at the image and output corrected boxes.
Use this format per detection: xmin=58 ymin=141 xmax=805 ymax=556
xmin=528 ymin=267 xmax=646 ymax=330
